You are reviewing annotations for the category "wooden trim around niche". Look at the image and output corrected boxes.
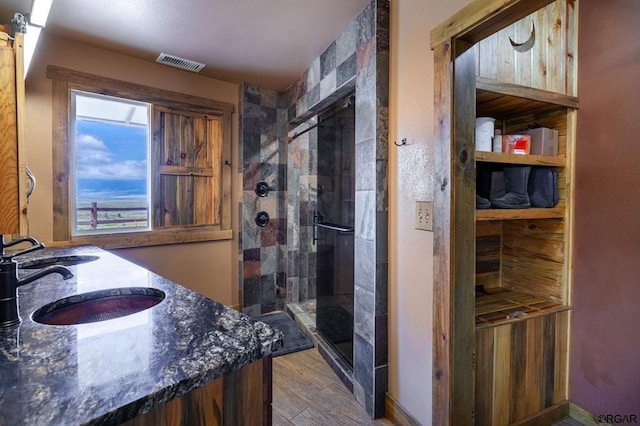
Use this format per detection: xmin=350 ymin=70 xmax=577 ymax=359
xmin=432 ymin=39 xmax=477 ymax=426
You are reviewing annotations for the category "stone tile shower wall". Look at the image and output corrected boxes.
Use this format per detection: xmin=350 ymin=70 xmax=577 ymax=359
xmin=286 ymin=0 xmax=389 ymax=418
xmin=287 ymin=121 xmax=317 ymax=306
xmin=238 ymin=85 xmax=288 ymax=316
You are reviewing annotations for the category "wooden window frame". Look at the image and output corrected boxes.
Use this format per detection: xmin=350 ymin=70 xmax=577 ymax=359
xmin=48 ymin=65 xmax=234 ymax=249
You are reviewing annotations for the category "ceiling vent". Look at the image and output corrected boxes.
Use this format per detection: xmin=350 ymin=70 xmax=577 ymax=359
xmin=156 ymin=53 xmax=206 ymax=73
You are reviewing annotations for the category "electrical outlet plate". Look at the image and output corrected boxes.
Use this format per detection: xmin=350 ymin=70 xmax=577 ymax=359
xmin=415 ymin=201 xmax=433 ymax=231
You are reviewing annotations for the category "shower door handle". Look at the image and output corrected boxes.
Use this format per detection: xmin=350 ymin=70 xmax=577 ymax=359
xmin=312 ymin=210 xmax=322 ymax=245
xmin=313 ymin=221 xmax=354 ymax=245
xmin=314 ymin=223 xmax=354 ymax=233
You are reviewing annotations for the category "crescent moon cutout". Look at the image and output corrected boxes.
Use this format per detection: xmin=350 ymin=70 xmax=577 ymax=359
xmin=510 ymin=22 xmax=536 ymax=53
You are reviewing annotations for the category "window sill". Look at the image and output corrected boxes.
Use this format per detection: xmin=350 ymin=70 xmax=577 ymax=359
xmin=57 ymin=228 xmax=233 ymax=250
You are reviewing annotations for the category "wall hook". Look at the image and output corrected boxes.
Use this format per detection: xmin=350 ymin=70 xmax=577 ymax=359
xmin=394 ymin=138 xmax=407 ymax=147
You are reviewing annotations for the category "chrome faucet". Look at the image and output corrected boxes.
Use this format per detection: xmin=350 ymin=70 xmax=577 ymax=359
xmin=0 ymin=236 xmax=73 ymax=328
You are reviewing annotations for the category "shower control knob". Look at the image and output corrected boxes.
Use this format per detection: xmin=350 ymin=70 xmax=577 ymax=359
xmin=255 ymin=181 xmax=271 ymax=197
xmin=255 ymin=211 xmax=270 ymax=227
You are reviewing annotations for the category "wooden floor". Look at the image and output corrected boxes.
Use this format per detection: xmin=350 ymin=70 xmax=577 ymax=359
xmin=272 ymin=346 xmax=584 ymax=426
xmin=272 ymin=348 xmax=393 ymax=426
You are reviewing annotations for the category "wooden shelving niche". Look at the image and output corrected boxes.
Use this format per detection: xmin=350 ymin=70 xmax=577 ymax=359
xmin=431 ymin=1 xmax=578 ymax=424
xmin=471 ymin=76 xmax=576 ymax=423
xmin=474 ymin=80 xmax=574 ymax=320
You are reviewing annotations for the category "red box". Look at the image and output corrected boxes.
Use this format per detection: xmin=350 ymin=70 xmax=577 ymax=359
xmin=502 ymin=135 xmax=530 ymax=155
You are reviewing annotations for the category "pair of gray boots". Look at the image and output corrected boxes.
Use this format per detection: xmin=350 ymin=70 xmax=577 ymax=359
xmin=476 ymin=166 xmax=531 ymax=209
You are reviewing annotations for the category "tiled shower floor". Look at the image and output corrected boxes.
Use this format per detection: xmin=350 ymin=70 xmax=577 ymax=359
xmin=287 ymin=299 xmax=316 ymax=339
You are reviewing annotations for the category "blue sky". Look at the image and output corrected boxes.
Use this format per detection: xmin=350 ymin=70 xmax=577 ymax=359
xmin=75 ymin=120 xmax=148 ymax=203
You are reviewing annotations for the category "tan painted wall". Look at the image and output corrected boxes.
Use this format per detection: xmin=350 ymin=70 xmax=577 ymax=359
xmin=23 ymin=35 xmax=240 ymax=307
xmin=388 ymin=0 xmax=472 ymax=423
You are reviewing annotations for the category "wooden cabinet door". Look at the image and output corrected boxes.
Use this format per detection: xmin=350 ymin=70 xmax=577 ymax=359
xmin=0 ymin=33 xmax=19 ymax=235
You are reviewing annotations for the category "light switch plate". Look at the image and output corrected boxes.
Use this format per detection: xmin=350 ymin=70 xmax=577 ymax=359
xmin=415 ymin=201 xmax=433 ymax=231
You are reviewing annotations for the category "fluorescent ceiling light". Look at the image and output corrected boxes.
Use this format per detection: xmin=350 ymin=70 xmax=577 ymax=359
xmin=30 ymin=0 xmax=53 ymax=27
xmin=23 ymin=23 xmax=42 ymax=77
xmin=23 ymin=0 xmax=52 ymax=77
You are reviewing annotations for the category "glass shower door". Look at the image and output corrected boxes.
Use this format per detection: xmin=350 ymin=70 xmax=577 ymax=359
xmin=314 ymin=94 xmax=355 ymax=367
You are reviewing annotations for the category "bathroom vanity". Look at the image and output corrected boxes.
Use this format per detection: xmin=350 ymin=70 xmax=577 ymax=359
xmin=0 ymin=245 xmax=282 ymax=425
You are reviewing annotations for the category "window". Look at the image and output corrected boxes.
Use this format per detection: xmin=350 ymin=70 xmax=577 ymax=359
xmin=71 ymin=91 xmax=151 ymax=234
xmin=49 ymin=66 xmax=234 ymax=249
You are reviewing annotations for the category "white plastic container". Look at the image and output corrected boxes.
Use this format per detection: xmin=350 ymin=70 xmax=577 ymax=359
xmin=493 ymin=129 xmax=503 ymax=152
xmin=475 ymin=117 xmax=495 ymax=152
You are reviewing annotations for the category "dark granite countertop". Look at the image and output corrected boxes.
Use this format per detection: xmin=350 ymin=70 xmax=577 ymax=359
xmin=0 ymin=245 xmax=282 ymax=425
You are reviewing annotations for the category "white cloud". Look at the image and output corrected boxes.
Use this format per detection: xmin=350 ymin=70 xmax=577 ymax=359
xmin=77 ymin=134 xmax=111 ymax=164
xmin=76 ymin=133 xmax=147 ymax=180
xmin=77 ymin=133 xmax=108 ymax=150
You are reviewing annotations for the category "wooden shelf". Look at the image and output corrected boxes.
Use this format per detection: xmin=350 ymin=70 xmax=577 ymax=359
xmin=475 ymin=288 xmax=569 ymax=329
xmin=476 ymin=208 xmax=564 ymax=221
xmin=476 ymin=151 xmax=565 ymax=167
xmin=476 ymin=77 xmax=578 ymax=118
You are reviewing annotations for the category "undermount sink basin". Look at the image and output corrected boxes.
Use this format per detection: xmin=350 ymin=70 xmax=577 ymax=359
xmin=20 ymin=255 xmax=100 ymax=269
xmin=32 ymin=287 xmax=165 ymax=326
